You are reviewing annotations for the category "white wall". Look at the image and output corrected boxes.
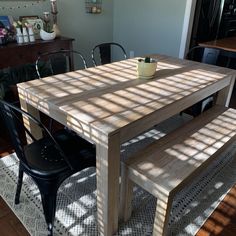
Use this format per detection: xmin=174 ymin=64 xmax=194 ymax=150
xmin=0 ymin=0 xmax=113 ymax=67
xmin=179 ymin=0 xmax=197 ymax=58
xmin=113 ymin=0 xmax=187 ymax=58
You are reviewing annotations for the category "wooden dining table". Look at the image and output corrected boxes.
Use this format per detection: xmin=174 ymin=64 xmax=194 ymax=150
xmin=17 ymin=54 xmax=236 ymax=236
xmin=199 ymin=36 xmax=236 ymax=68
xmin=199 ymin=36 xmax=236 ymax=53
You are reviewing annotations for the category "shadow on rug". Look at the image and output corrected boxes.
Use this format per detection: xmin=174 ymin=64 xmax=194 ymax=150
xmin=1 ymin=114 xmax=236 ymax=236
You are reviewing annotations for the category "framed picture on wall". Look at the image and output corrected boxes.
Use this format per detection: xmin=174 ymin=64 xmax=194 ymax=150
xmin=20 ymin=16 xmax=43 ymax=39
xmin=0 ymin=16 xmax=13 ymax=29
xmin=19 ymin=15 xmax=39 ymax=22
xmin=0 ymin=16 xmax=15 ymax=43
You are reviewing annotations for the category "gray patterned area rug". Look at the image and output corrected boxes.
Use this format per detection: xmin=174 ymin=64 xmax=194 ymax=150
xmin=1 ymin=114 xmax=236 ymax=236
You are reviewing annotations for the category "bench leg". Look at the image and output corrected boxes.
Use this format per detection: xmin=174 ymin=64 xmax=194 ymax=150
xmin=153 ymin=193 xmax=173 ymax=236
xmin=120 ymin=163 xmax=134 ymax=222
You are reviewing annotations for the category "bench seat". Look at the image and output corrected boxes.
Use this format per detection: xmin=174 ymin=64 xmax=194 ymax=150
xmin=120 ymin=105 xmax=236 ymax=236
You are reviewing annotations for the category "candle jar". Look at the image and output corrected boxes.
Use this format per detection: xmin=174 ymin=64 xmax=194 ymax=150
xmin=16 ymin=28 xmax=22 ymax=35
xmin=22 ymin=27 xmax=29 ymax=43
xmin=50 ymin=0 xmax=58 ymax=25
xmin=28 ymin=27 xmax=35 ymax=42
xmin=16 ymin=28 xmax=23 ymax=44
xmin=50 ymin=0 xmax=58 ymax=14
xmin=92 ymin=6 xmax=97 ymax=13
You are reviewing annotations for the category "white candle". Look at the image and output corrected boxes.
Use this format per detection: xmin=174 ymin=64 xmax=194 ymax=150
xmin=50 ymin=0 xmax=57 ymax=13
xmin=92 ymin=6 xmax=97 ymax=13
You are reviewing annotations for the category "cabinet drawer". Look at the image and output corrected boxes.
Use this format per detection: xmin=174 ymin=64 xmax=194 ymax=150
xmin=0 ymin=37 xmax=74 ymax=69
xmin=31 ymin=41 xmax=72 ymax=60
xmin=0 ymin=47 xmax=31 ymax=68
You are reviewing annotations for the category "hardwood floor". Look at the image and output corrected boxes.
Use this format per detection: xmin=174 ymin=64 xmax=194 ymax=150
xmin=196 ymin=186 xmax=236 ymax=236
xmin=1 ymin=92 xmax=236 ymax=235
xmin=0 ymin=130 xmax=30 ymax=236
xmin=0 ymin=197 xmax=30 ymax=236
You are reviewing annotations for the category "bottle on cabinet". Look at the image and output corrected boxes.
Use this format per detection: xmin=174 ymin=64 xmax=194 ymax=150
xmin=27 ymin=25 xmax=35 ymax=42
xmin=22 ymin=27 xmax=29 ymax=43
xmin=16 ymin=28 xmax=23 ymax=44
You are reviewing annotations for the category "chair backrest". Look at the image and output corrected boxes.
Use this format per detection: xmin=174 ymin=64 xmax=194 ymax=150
xmin=91 ymin=42 xmax=127 ymax=66
xmin=0 ymin=100 xmax=70 ymax=168
xmin=185 ymin=46 xmax=220 ymax=117
xmin=223 ymin=19 xmax=236 ymax=37
xmin=35 ymin=50 xmax=88 ymax=79
xmin=186 ymin=46 xmax=220 ymax=65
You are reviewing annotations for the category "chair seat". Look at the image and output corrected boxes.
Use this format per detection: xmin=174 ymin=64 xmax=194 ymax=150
xmin=24 ymin=130 xmax=96 ymax=177
xmin=0 ymin=99 xmax=97 ymax=235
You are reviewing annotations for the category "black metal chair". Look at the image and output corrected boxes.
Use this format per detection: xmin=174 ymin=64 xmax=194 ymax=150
xmin=185 ymin=46 xmax=221 ymax=116
xmin=35 ymin=50 xmax=88 ymax=132
xmin=0 ymin=99 xmax=96 ymax=236
xmin=35 ymin=49 xmax=88 ymax=79
xmin=186 ymin=45 xmax=220 ymax=65
xmin=91 ymin=42 xmax=127 ymax=66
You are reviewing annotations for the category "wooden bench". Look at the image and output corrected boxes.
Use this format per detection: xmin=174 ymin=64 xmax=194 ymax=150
xmin=120 ymin=105 xmax=236 ymax=236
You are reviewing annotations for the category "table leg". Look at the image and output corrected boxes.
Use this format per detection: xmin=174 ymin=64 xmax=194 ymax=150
xmin=216 ymin=76 xmax=235 ymax=107
xmin=96 ymin=133 xmax=120 ymax=236
xmin=19 ymin=96 xmax=42 ymax=142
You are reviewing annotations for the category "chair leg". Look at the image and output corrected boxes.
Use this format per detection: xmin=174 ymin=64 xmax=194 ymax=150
xmin=40 ymin=190 xmax=58 ymax=236
xmin=119 ymin=163 xmax=134 ymax=222
xmin=34 ymin=179 xmax=60 ymax=236
xmin=14 ymin=164 xmax=24 ymax=205
xmin=49 ymin=118 xmax=54 ymax=133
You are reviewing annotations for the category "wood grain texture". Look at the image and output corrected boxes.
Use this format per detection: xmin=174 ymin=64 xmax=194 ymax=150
xmin=196 ymin=184 xmax=236 ymax=236
xmin=0 ymin=37 xmax=74 ymax=69
xmin=3 ymin=122 xmax=236 ymax=235
xmin=0 ymin=197 xmax=30 ymax=236
xmin=199 ymin=37 xmax=236 ymax=53
xmin=17 ymin=54 xmax=236 ymax=236
xmin=96 ymin=132 xmax=120 ymax=235
xmin=122 ymin=106 xmax=236 ymax=235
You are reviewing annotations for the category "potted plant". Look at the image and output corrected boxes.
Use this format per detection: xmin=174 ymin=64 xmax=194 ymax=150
xmin=137 ymin=57 xmax=157 ymax=79
xmin=40 ymin=12 xmax=56 ymax=41
xmin=0 ymin=28 xmax=8 ymax=45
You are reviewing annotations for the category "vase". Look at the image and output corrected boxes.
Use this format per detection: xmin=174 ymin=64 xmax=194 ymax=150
xmin=52 ymin=24 xmax=60 ymax=37
xmin=40 ymin=29 xmax=56 ymax=41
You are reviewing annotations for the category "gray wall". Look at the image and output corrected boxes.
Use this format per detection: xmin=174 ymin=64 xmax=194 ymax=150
xmin=0 ymin=1 xmax=50 ymax=18
xmin=0 ymin=0 xmax=188 ymax=63
xmin=113 ymin=0 xmax=187 ymax=58
xmin=58 ymin=0 xmax=113 ymax=66
xmin=0 ymin=0 xmax=113 ymax=67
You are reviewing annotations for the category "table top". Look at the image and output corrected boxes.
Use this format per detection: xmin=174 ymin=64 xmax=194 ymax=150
xmin=17 ymin=54 xmax=236 ymax=143
xmin=199 ymin=36 xmax=236 ymax=52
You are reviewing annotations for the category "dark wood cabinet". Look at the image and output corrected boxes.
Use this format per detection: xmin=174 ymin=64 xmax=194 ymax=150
xmin=0 ymin=37 xmax=74 ymax=104
xmin=0 ymin=37 xmax=74 ymax=69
